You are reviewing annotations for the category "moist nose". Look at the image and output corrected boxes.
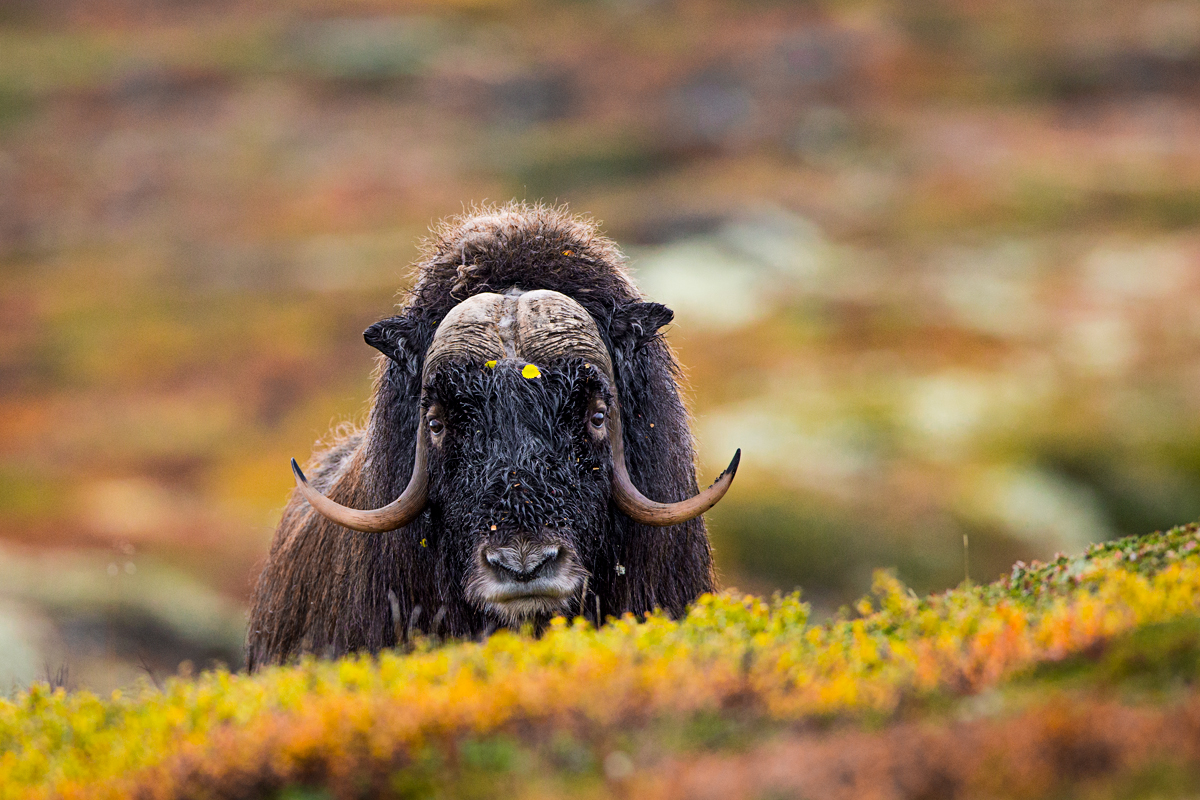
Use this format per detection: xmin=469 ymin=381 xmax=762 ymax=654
xmin=484 ymin=543 xmax=560 ymax=581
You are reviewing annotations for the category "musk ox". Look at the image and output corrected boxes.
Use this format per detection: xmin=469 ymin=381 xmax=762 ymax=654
xmin=246 ymin=203 xmax=739 ymax=669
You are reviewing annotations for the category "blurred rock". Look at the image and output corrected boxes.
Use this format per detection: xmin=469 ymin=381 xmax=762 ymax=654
xmin=1140 ymin=1 xmax=1200 ymax=59
xmin=665 ymin=66 xmax=758 ymax=150
xmin=632 ymin=238 xmax=765 ymax=329
xmin=1082 ymin=241 xmax=1191 ymax=301
xmin=0 ymin=546 xmax=245 ymax=692
xmin=701 ymin=404 xmax=877 ymax=499
xmin=1059 ymin=312 xmax=1139 ymax=379
xmin=286 ymin=17 xmax=441 ymax=85
xmin=930 ymin=240 xmax=1047 ymax=340
xmin=0 ymin=601 xmax=50 ymax=689
xmin=960 ymin=465 xmax=1113 ymax=553
xmin=790 ymin=105 xmax=854 ymax=168
xmin=630 ymin=208 xmax=837 ymax=329
xmin=902 ymin=373 xmax=993 ymax=461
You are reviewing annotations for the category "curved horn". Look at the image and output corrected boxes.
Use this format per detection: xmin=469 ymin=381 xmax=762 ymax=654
xmin=288 ymin=293 xmax=513 ymax=533
xmin=290 ymin=429 xmax=429 ymax=533
xmin=514 ymin=290 xmax=740 ymax=526
xmin=608 ymin=398 xmax=740 ymax=526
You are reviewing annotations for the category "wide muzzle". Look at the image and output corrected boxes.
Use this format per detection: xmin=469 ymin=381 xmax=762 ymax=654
xmin=290 ymin=289 xmax=740 ymax=532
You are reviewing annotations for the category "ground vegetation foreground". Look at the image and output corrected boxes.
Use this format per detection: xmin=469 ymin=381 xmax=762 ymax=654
xmin=4 ymin=523 xmax=1200 ymax=799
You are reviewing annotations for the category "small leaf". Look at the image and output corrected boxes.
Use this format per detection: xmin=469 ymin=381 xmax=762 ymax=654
xmin=485 ymin=360 xmax=497 ymax=369
xmin=522 ymin=364 xmax=541 ymax=379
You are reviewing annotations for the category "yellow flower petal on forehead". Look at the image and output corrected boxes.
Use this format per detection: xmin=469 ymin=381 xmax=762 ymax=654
xmin=522 ymin=364 xmax=541 ymax=379
xmin=485 ymin=360 xmax=497 ymax=369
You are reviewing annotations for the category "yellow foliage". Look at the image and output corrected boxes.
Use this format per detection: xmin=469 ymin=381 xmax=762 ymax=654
xmin=2 ymin=525 xmax=1199 ymax=798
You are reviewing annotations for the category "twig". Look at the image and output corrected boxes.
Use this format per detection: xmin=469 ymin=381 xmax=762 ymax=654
xmin=963 ymin=534 xmax=971 ymax=586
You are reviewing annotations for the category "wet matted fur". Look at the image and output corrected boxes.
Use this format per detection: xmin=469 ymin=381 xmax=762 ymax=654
xmin=246 ymin=203 xmax=715 ymax=669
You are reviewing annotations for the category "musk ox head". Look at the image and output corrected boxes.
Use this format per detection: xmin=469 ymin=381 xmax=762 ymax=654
xmin=289 ymin=288 xmax=739 ymax=626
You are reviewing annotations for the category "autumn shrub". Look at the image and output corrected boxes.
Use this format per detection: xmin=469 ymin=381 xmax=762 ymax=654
xmin=2 ymin=524 xmax=1200 ymax=799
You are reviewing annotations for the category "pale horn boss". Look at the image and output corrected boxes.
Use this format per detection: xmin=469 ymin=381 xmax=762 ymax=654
xmin=247 ymin=204 xmax=739 ymax=669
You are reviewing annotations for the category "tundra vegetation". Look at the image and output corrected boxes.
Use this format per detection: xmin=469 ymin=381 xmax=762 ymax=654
xmin=2 ymin=1 xmax=1200 ymax=793
xmin=5 ymin=522 xmax=1200 ymax=799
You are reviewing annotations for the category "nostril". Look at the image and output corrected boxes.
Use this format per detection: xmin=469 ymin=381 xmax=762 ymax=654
xmin=523 ymin=546 xmax=560 ymax=576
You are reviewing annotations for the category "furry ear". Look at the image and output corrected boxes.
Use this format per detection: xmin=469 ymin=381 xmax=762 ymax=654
xmin=608 ymin=302 xmax=674 ymax=356
xmin=364 ymin=314 xmax=421 ymax=364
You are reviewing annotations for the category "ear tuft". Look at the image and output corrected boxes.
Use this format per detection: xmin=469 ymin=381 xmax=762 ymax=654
xmin=609 ymin=302 xmax=674 ymax=356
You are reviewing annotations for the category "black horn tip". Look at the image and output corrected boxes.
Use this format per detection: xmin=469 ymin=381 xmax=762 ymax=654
xmin=291 ymin=458 xmax=308 ymax=485
xmin=724 ymin=449 xmax=741 ymax=479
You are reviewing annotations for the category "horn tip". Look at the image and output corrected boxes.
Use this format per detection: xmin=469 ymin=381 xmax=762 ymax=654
xmin=291 ymin=458 xmax=308 ymax=485
xmin=725 ymin=448 xmax=741 ymax=478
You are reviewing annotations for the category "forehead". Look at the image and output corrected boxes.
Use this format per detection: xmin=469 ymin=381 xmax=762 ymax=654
xmin=426 ymin=358 xmax=606 ymax=408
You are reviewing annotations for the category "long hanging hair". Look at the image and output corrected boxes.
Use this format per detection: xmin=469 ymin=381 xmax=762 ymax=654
xmin=246 ymin=203 xmax=715 ymax=670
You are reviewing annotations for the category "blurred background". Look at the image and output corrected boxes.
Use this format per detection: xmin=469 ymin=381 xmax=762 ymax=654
xmin=2 ymin=0 xmax=1200 ymax=692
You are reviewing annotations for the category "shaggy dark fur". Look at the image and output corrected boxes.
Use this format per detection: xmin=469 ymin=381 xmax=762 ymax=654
xmin=246 ymin=203 xmax=714 ymax=669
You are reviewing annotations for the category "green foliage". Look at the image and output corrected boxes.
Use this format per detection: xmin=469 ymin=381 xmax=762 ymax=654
xmin=1023 ymin=616 xmax=1200 ymax=695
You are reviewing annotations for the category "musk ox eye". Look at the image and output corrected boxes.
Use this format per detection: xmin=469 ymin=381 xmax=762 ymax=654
xmin=590 ymin=410 xmax=606 ymax=428
xmin=428 ymin=418 xmax=445 ymax=435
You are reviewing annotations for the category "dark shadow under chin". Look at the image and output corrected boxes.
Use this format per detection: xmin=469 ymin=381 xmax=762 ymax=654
xmin=483 ymin=594 xmax=576 ymax=627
